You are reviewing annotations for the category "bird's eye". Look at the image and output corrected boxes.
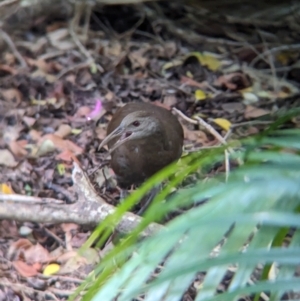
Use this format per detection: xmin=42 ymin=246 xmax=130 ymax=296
xmin=132 ymin=121 xmax=140 ymax=127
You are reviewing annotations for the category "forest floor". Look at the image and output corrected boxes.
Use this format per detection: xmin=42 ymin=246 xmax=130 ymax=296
xmin=0 ymin=1 xmax=300 ymax=300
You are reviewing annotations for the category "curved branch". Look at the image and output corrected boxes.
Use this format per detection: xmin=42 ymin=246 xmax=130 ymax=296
xmin=0 ymin=162 xmax=163 ymax=237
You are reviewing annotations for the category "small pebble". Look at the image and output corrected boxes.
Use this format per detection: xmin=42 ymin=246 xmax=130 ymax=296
xmin=19 ymin=226 xmax=32 ymax=236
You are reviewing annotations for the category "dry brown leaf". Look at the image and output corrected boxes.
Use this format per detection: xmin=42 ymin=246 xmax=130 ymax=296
xmin=38 ymin=134 xmax=83 ymax=155
xmin=24 ymin=243 xmax=51 ymax=264
xmin=129 ymin=50 xmax=148 ymax=69
xmin=31 ymin=69 xmax=57 ymax=83
xmin=65 ymin=74 xmax=76 ymax=84
xmin=0 ymin=220 xmax=18 ymax=237
xmin=58 ymin=255 xmax=87 ymax=274
xmin=75 ymin=106 xmax=91 ymax=118
xmin=0 ymin=88 xmax=23 ymax=104
xmin=28 ymin=129 xmax=42 ymax=141
xmin=55 ymin=149 xmax=79 ymax=163
xmin=65 ymin=140 xmax=84 ymax=155
xmin=78 ymin=70 xmax=93 ymax=86
xmin=61 ymin=223 xmax=79 ymax=233
xmin=214 ymin=72 xmax=251 ymax=91
xmin=46 ymin=22 xmax=66 ymax=32
xmin=48 ymin=28 xmax=75 ymax=51
xmin=55 ymin=124 xmax=72 ymax=138
xmin=0 ymin=64 xmax=17 ymax=75
xmin=71 ymin=232 xmax=90 ymax=248
xmin=104 ymin=91 xmax=115 ymax=101
xmin=13 ymin=261 xmax=40 ymax=277
xmin=8 ymin=140 xmax=28 ymax=158
xmin=35 ymin=139 xmax=56 ymax=157
xmin=56 ymin=251 xmax=79 ymax=264
xmin=4 ymin=53 xmax=16 ymax=65
xmin=3 ymin=125 xmax=23 ymax=144
xmin=95 ymin=126 xmax=107 ymax=141
xmin=19 ymin=37 xmax=48 ymax=53
xmin=247 ymin=127 xmax=260 ymax=135
xmin=23 ymin=116 xmax=36 ymax=127
xmin=221 ymin=102 xmax=244 ymax=113
xmin=7 ymin=238 xmax=33 ymax=261
xmin=152 ymin=101 xmax=171 ymax=110
xmin=0 ymin=149 xmax=18 ymax=167
xmin=180 ymin=76 xmax=207 ymax=89
xmin=106 ymin=41 xmax=122 ymax=57
xmin=163 ymin=95 xmax=177 ymax=108
xmin=27 ymin=58 xmax=52 ymax=73
xmin=244 ymin=105 xmax=270 ymax=119
xmin=183 ymin=126 xmax=209 ymax=143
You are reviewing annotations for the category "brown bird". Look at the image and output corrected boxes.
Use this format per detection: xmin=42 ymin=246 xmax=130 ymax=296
xmin=98 ymin=102 xmax=184 ymax=194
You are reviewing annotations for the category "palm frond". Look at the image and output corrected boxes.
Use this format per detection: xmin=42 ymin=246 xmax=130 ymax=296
xmin=73 ymin=111 xmax=300 ymax=301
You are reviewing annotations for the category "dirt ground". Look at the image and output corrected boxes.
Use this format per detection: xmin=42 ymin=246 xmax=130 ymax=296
xmin=0 ymin=1 xmax=300 ymax=300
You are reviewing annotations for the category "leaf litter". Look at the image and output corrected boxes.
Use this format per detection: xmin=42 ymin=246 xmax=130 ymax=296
xmin=0 ymin=1 xmax=300 ymax=300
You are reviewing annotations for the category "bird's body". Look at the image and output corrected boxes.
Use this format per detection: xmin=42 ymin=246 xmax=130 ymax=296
xmin=100 ymin=102 xmax=184 ymax=189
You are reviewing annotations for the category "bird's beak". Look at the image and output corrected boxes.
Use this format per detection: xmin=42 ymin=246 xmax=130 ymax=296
xmin=98 ymin=125 xmax=133 ymax=153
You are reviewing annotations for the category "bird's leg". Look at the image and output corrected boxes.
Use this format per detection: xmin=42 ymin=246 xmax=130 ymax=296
xmin=137 ymin=184 xmax=162 ymax=215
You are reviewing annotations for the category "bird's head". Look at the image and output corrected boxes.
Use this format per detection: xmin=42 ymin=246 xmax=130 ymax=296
xmin=98 ymin=111 xmax=159 ymax=153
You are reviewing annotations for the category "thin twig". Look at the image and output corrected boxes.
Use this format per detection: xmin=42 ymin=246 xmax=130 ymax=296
xmin=173 ymin=108 xmax=243 ymax=168
xmin=69 ymin=24 xmax=104 ymax=73
xmin=115 ymin=13 xmax=146 ymax=40
xmin=146 ymin=69 xmax=192 ymax=96
xmin=43 ymin=227 xmax=66 ymax=247
xmin=43 ymin=275 xmax=84 ymax=284
xmin=48 ymin=288 xmax=74 ymax=297
xmin=1 ymin=282 xmax=59 ymax=301
xmin=250 ymin=43 xmax=300 ymax=67
xmin=256 ymin=29 xmax=277 ymax=102
xmin=172 ymin=108 xmax=198 ymax=125
xmin=194 ymin=116 xmax=228 ymax=145
xmin=0 ymin=29 xmax=27 ymax=68
xmin=0 ymin=194 xmax=64 ymax=204
xmin=39 ymin=50 xmax=66 ymax=60
xmin=172 ymin=108 xmax=227 ymax=145
xmin=56 ymin=61 xmax=91 ymax=79
xmin=232 ymin=120 xmax=273 ymax=128
xmin=185 ymin=145 xmax=223 ymax=152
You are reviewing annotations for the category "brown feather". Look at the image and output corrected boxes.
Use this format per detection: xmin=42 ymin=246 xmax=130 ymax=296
xmin=105 ymin=102 xmax=184 ymax=188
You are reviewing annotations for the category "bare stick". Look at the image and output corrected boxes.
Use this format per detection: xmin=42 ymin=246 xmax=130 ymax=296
xmin=43 ymin=227 xmax=66 ymax=247
xmin=172 ymin=108 xmax=227 ymax=145
xmin=57 ymin=61 xmax=91 ymax=79
xmin=42 ymin=275 xmax=84 ymax=284
xmin=172 ymin=108 xmax=198 ymax=125
xmin=232 ymin=120 xmax=273 ymax=127
xmin=194 ymin=116 xmax=227 ymax=145
xmin=173 ymin=108 xmax=242 ymax=167
xmin=0 ymin=162 xmax=163 ymax=237
xmin=0 ymin=29 xmax=27 ymax=68
xmin=250 ymin=43 xmax=300 ymax=67
xmin=1 ymin=282 xmax=58 ymax=301
xmin=69 ymin=20 xmax=104 ymax=73
xmin=0 ymin=194 xmax=63 ymax=204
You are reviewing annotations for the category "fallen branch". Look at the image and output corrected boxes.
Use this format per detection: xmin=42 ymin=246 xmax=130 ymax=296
xmin=0 ymin=162 xmax=163 ymax=237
